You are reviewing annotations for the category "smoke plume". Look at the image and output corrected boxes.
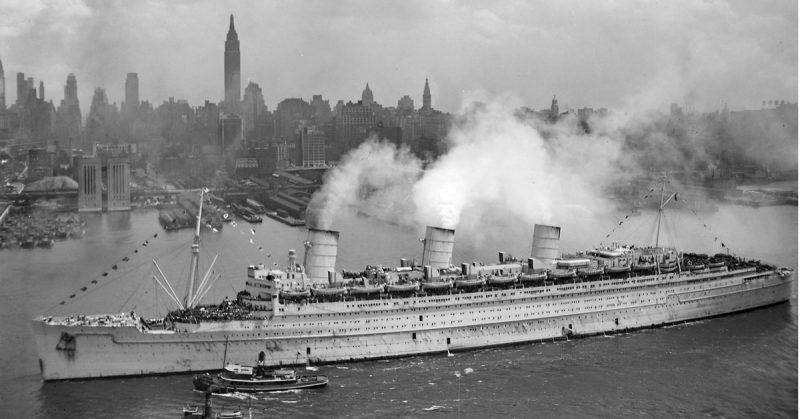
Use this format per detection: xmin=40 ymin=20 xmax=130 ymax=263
xmin=309 ymin=97 xmax=626 ymax=235
xmin=306 ymin=137 xmax=421 ymax=230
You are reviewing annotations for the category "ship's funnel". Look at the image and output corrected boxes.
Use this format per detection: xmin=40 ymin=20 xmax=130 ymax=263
xmin=421 ymin=226 xmax=455 ymax=270
xmin=531 ymin=224 xmax=561 ymax=269
xmin=304 ymin=228 xmax=340 ymax=284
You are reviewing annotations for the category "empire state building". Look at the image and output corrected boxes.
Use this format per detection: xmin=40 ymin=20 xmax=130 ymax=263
xmin=224 ymin=14 xmax=241 ymax=112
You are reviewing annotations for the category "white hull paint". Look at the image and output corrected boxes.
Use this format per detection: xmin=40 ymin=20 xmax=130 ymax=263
xmin=33 ymin=268 xmax=792 ymax=380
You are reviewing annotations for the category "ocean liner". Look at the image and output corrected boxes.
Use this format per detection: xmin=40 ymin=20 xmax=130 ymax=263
xmin=32 ymin=190 xmax=794 ymax=381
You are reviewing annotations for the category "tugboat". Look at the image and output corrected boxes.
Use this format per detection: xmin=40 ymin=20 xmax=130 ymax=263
xmin=193 ymin=352 xmax=329 ymax=393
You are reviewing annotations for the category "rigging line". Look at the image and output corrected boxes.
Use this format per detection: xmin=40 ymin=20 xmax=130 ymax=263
xmin=117 ymin=267 xmax=152 ymax=313
xmin=43 ymin=238 xmax=189 ymax=314
xmin=45 ymin=240 xmax=189 ymax=313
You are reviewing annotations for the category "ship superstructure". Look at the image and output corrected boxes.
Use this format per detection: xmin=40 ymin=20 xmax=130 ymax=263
xmin=32 ymin=192 xmax=794 ymax=381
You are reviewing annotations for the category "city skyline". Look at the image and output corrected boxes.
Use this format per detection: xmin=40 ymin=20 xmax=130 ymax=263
xmin=0 ymin=0 xmax=796 ymax=115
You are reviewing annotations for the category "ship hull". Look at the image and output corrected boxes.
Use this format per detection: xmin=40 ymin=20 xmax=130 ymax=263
xmin=33 ymin=269 xmax=793 ymax=381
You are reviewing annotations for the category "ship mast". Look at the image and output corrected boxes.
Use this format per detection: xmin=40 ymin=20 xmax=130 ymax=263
xmin=184 ymin=189 xmax=205 ymax=308
xmin=654 ymin=173 xmax=677 ymax=249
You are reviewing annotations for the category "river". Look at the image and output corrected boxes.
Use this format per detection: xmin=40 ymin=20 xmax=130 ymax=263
xmin=0 ymin=204 xmax=795 ymax=418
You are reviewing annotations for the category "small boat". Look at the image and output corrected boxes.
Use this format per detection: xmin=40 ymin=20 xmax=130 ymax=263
xmin=707 ymin=261 xmax=725 ymax=269
xmin=312 ymin=287 xmax=348 ymax=297
xmin=216 ymin=411 xmax=243 ymax=419
xmin=38 ymin=236 xmax=54 ymax=247
xmin=519 ymin=272 xmax=547 ymax=283
xmin=549 ymin=269 xmax=576 ymax=281
xmin=386 ymin=282 xmax=419 ymax=293
xmin=193 ymin=364 xmax=329 ymax=393
xmin=577 ymin=267 xmax=604 ymax=277
xmin=182 ymin=405 xmax=203 ymax=418
xmin=604 ymin=265 xmax=630 ymax=275
xmin=280 ymin=289 xmax=311 ymax=300
xmin=632 ymin=262 xmax=656 ymax=272
xmin=486 ymin=275 xmax=517 ymax=286
xmin=455 ymin=277 xmax=485 ymax=288
xmin=686 ymin=264 xmax=706 ymax=271
xmin=659 ymin=263 xmax=678 ymax=273
xmin=421 ymin=280 xmax=453 ymax=291
xmin=348 ymin=285 xmax=385 ymax=295
xmin=20 ymin=236 xmax=36 ymax=248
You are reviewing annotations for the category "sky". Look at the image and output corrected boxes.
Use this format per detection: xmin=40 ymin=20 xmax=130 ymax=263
xmin=0 ymin=0 xmax=796 ymax=115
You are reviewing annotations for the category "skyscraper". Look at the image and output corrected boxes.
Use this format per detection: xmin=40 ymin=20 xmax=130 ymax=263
xmin=64 ymin=73 xmax=78 ymax=104
xmin=125 ymin=73 xmax=139 ymax=109
xmin=549 ymin=96 xmax=559 ymax=120
xmin=56 ymin=73 xmax=82 ymax=150
xmin=361 ymin=83 xmax=374 ymax=108
xmin=422 ymin=78 xmax=431 ymax=112
xmin=242 ymin=81 xmax=266 ymax=143
xmin=0 ymin=57 xmax=5 ymax=110
xmin=16 ymin=72 xmax=26 ymax=106
xmin=224 ymin=14 xmax=241 ymax=112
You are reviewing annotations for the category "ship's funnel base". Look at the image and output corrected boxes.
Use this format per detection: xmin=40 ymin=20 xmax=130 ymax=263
xmin=304 ymin=229 xmax=340 ymax=284
xmin=531 ymin=224 xmax=561 ymax=269
xmin=421 ymin=226 xmax=455 ymax=270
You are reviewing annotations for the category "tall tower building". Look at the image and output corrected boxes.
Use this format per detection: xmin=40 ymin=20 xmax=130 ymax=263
xmin=422 ymin=78 xmax=431 ymax=112
xmin=549 ymin=95 xmax=559 ymax=120
xmin=0 ymin=57 xmax=5 ymax=110
xmin=361 ymin=83 xmax=374 ymax=108
xmin=16 ymin=72 xmax=26 ymax=106
xmin=64 ymin=73 xmax=78 ymax=104
xmin=38 ymin=81 xmax=44 ymax=101
xmin=125 ymin=73 xmax=139 ymax=109
xmin=57 ymin=73 xmax=82 ymax=150
xmin=224 ymin=14 xmax=241 ymax=112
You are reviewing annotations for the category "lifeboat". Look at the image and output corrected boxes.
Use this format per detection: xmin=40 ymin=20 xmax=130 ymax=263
xmin=312 ymin=287 xmax=348 ymax=297
xmin=683 ymin=263 xmax=706 ymax=271
xmin=707 ymin=261 xmax=725 ymax=269
xmin=659 ymin=263 xmax=678 ymax=273
xmin=549 ymin=269 xmax=576 ymax=281
xmin=280 ymin=289 xmax=311 ymax=300
xmin=455 ymin=277 xmax=486 ymax=288
xmin=632 ymin=262 xmax=656 ymax=272
xmin=486 ymin=275 xmax=518 ymax=286
xmin=519 ymin=272 xmax=547 ymax=283
xmin=604 ymin=265 xmax=630 ymax=275
xmin=421 ymin=280 xmax=453 ymax=291
xmin=348 ymin=285 xmax=385 ymax=295
xmin=386 ymin=283 xmax=419 ymax=293
xmin=577 ymin=267 xmax=604 ymax=277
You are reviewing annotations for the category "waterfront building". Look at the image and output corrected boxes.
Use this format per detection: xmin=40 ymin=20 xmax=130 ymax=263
xmin=220 ymin=113 xmax=243 ymax=150
xmin=27 ymin=148 xmax=55 ymax=182
xmin=106 ymin=157 xmax=131 ymax=211
xmin=224 ymin=14 xmax=241 ymax=113
xmin=300 ymin=126 xmax=326 ymax=167
xmin=77 ymin=157 xmax=102 ymax=212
